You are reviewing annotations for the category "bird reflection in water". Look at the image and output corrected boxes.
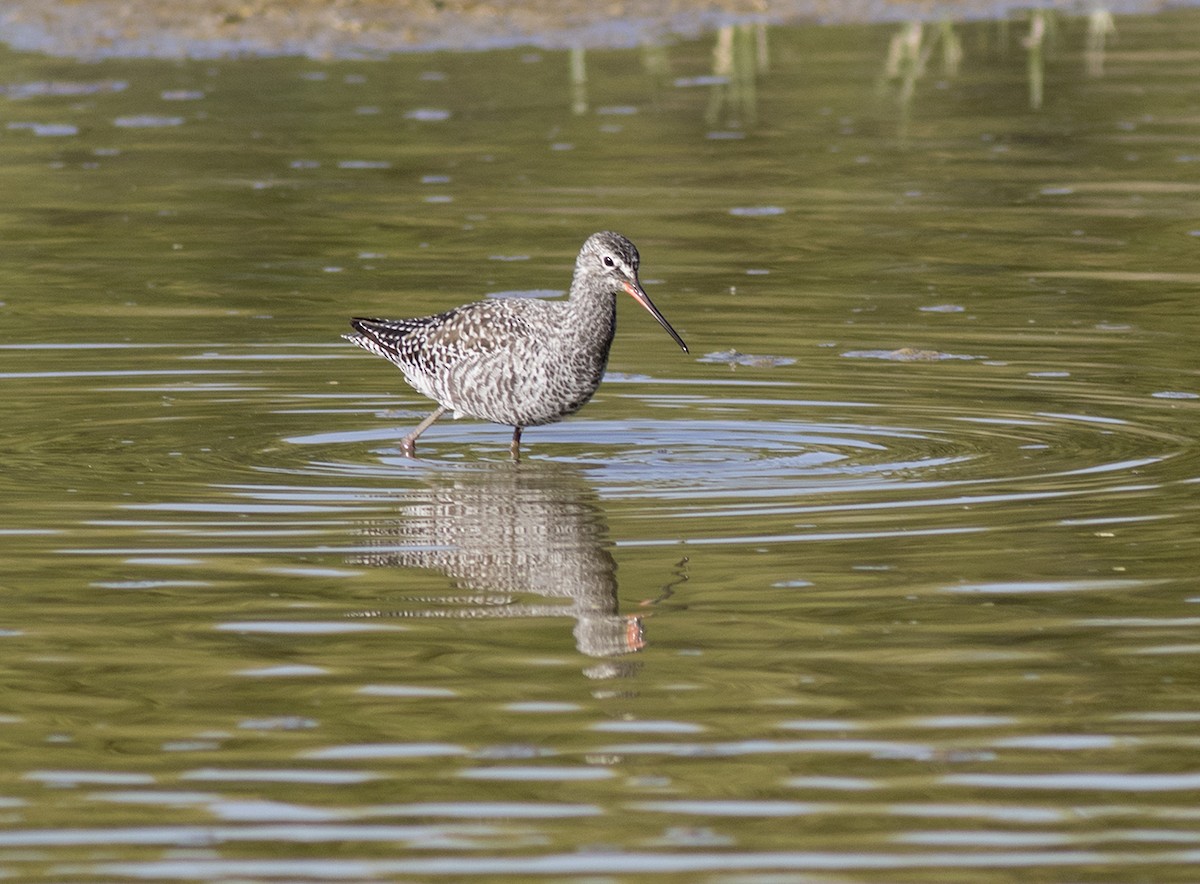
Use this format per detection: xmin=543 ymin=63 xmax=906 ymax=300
xmin=349 ymin=461 xmax=671 ymax=666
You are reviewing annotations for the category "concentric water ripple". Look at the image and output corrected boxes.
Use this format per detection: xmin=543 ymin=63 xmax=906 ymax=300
xmin=6 ymin=341 xmax=1193 ymax=569
xmin=281 ymin=381 xmax=1193 ymax=507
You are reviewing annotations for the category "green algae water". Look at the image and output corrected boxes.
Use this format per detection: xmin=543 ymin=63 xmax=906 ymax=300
xmin=3 ymin=8 xmax=1200 ymax=882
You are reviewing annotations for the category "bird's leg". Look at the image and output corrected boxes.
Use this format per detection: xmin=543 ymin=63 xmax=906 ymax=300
xmin=510 ymin=426 xmax=523 ymax=462
xmin=400 ymin=405 xmax=449 ymax=457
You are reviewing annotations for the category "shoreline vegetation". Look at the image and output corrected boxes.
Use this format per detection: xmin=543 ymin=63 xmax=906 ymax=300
xmin=0 ymin=0 xmax=1182 ymax=59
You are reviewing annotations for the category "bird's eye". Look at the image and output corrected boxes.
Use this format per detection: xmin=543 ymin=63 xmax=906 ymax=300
xmin=602 ymin=256 xmax=615 ymax=268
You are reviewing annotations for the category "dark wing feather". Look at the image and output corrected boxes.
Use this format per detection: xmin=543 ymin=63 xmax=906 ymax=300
xmin=345 ymin=301 xmax=541 ymax=376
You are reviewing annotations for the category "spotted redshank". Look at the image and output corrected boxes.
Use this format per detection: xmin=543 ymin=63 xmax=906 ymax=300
xmin=344 ymin=231 xmax=688 ymax=458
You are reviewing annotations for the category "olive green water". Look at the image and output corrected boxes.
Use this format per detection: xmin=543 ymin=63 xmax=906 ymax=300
xmin=3 ymin=8 xmax=1200 ymax=882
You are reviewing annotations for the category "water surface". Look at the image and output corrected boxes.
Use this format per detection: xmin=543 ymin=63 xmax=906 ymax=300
xmin=3 ymin=8 xmax=1200 ymax=882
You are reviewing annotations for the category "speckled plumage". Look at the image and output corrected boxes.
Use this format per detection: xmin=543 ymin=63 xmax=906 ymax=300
xmin=344 ymin=231 xmax=688 ymax=457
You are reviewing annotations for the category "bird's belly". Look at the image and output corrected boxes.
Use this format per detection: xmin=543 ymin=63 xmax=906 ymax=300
xmin=426 ymin=349 xmax=606 ymax=427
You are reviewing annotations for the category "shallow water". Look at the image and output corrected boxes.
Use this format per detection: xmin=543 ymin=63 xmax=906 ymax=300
xmin=3 ymin=8 xmax=1200 ymax=882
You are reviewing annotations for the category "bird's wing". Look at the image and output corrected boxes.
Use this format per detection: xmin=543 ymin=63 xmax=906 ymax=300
xmin=343 ymin=317 xmax=424 ymax=364
xmin=347 ymin=301 xmax=542 ymax=374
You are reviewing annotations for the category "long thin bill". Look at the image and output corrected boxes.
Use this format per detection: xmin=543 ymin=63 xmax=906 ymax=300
xmin=622 ymin=281 xmax=688 ymax=353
